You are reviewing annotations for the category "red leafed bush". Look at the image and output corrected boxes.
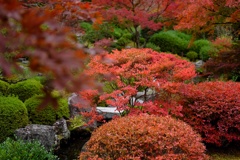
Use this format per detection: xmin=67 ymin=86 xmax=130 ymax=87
xmin=79 ymin=115 xmax=208 ymax=160
xmin=180 ymin=81 xmax=240 ymax=146
xmin=203 ymin=48 xmax=240 ymax=81
xmin=81 ymin=48 xmax=196 ymax=117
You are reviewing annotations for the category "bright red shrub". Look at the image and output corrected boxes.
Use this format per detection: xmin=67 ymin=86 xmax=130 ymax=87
xmin=180 ymin=81 xmax=240 ymax=146
xmin=79 ymin=115 xmax=208 ymax=160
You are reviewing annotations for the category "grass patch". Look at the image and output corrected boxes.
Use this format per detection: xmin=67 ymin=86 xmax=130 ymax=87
xmin=207 ymin=143 xmax=240 ymax=160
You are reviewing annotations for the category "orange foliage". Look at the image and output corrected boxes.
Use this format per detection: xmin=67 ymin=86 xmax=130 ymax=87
xmin=174 ymin=0 xmax=240 ymax=36
xmin=80 ymin=115 xmax=208 ymax=160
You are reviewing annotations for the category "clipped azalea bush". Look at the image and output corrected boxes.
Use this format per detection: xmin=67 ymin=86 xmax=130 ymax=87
xmin=0 ymin=96 xmax=28 ymax=142
xmin=0 ymin=138 xmax=57 ymax=160
xmin=0 ymin=80 xmax=9 ymax=96
xmin=80 ymin=115 xmax=208 ymax=160
xmin=24 ymin=93 xmax=70 ymax=125
xmin=8 ymin=79 xmax=43 ymax=102
xmin=180 ymin=81 xmax=240 ymax=146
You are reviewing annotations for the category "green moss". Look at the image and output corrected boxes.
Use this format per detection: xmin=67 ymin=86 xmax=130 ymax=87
xmin=8 ymin=79 xmax=43 ymax=102
xmin=0 ymin=80 xmax=9 ymax=96
xmin=0 ymin=96 xmax=28 ymax=142
xmin=24 ymin=94 xmax=70 ymax=125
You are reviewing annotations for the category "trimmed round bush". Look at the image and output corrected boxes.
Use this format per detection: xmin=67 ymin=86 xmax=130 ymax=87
xmin=149 ymin=30 xmax=190 ymax=56
xmin=24 ymin=94 xmax=70 ymax=125
xmin=0 ymin=96 xmax=28 ymax=142
xmin=181 ymin=81 xmax=240 ymax=146
xmin=186 ymin=51 xmax=198 ymax=61
xmin=80 ymin=115 xmax=208 ymax=160
xmin=199 ymin=46 xmax=214 ymax=61
xmin=146 ymin=42 xmax=161 ymax=52
xmin=191 ymin=39 xmax=211 ymax=53
xmin=0 ymin=138 xmax=57 ymax=160
xmin=8 ymin=79 xmax=43 ymax=102
xmin=0 ymin=80 xmax=9 ymax=96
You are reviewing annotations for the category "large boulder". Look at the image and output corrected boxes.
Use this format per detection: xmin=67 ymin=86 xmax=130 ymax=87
xmin=15 ymin=119 xmax=70 ymax=151
xmin=15 ymin=124 xmax=56 ymax=151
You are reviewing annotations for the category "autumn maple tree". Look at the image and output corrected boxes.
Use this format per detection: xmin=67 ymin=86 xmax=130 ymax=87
xmin=0 ymin=0 xmax=103 ymax=96
xmin=174 ymin=0 xmax=240 ymax=38
xmin=92 ymin=0 xmax=179 ymax=48
xmin=80 ymin=48 xmax=196 ymax=117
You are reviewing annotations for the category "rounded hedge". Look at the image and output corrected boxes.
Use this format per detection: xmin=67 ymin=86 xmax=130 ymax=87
xmin=146 ymin=42 xmax=161 ymax=52
xmin=80 ymin=115 xmax=208 ymax=160
xmin=0 ymin=96 xmax=28 ymax=142
xmin=0 ymin=80 xmax=9 ymax=96
xmin=149 ymin=30 xmax=189 ymax=56
xmin=24 ymin=94 xmax=70 ymax=125
xmin=191 ymin=39 xmax=211 ymax=53
xmin=181 ymin=81 xmax=240 ymax=146
xmin=186 ymin=51 xmax=198 ymax=61
xmin=199 ymin=46 xmax=214 ymax=61
xmin=0 ymin=138 xmax=57 ymax=160
xmin=8 ymin=79 xmax=43 ymax=102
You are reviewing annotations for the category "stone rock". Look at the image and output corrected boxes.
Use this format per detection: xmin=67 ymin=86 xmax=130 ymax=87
xmin=53 ymin=118 xmax=70 ymax=141
xmin=15 ymin=124 xmax=56 ymax=151
xmin=194 ymin=60 xmax=205 ymax=69
xmin=15 ymin=119 xmax=71 ymax=151
xmin=96 ymin=107 xmax=122 ymax=120
xmin=68 ymin=93 xmax=122 ymax=121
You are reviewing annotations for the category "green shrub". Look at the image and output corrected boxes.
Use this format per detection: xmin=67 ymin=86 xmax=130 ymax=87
xmin=68 ymin=115 xmax=86 ymax=131
xmin=0 ymin=138 xmax=57 ymax=160
xmin=0 ymin=80 xmax=9 ymax=96
xmin=80 ymin=115 xmax=208 ymax=160
xmin=25 ymin=94 xmax=70 ymax=125
xmin=146 ymin=42 xmax=161 ymax=52
xmin=116 ymin=37 xmax=131 ymax=46
xmin=186 ymin=51 xmax=198 ymax=61
xmin=191 ymin=39 xmax=211 ymax=53
xmin=149 ymin=30 xmax=190 ymax=56
xmin=166 ymin=30 xmax=192 ymax=41
xmin=80 ymin=22 xmax=93 ymax=32
xmin=113 ymin=27 xmax=124 ymax=39
xmin=80 ymin=22 xmax=114 ymax=44
xmin=199 ymin=46 xmax=214 ymax=61
xmin=8 ymin=79 xmax=43 ymax=102
xmin=0 ymin=96 xmax=28 ymax=142
xmin=31 ymin=76 xmax=48 ymax=85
